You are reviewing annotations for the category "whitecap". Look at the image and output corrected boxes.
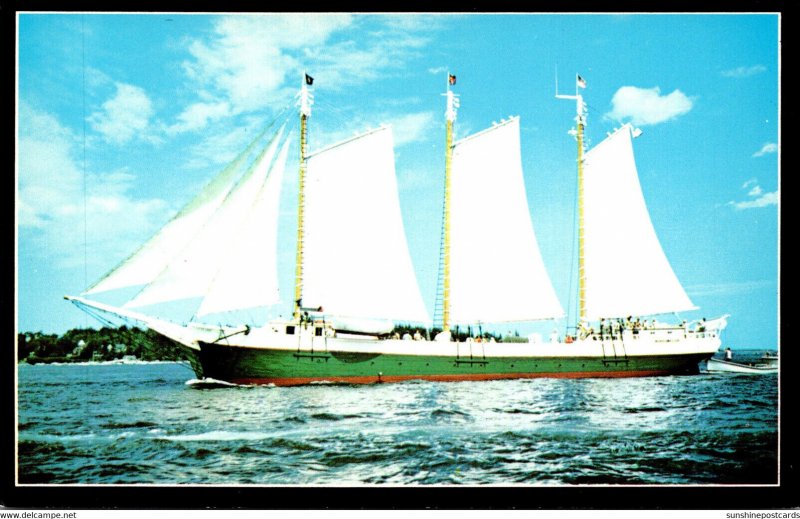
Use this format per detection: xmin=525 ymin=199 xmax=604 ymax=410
xmin=185 ymin=377 xmax=244 ymax=388
xmin=155 ymin=430 xmax=271 ymax=442
xmin=20 ymin=432 xmax=97 ymax=443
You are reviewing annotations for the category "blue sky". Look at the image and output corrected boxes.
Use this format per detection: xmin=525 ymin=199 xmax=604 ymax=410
xmin=17 ymin=13 xmax=779 ymax=349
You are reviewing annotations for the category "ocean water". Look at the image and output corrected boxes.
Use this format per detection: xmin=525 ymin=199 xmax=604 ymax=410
xmin=17 ymin=353 xmax=778 ymax=486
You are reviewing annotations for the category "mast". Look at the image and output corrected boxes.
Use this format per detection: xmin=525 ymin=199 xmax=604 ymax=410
xmin=442 ymin=73 xmax=459 ymax=332
xmin=295 ymin=72 xmax=313 ymax=319
xmin=557 ymin=74 xmax=588 ymax=324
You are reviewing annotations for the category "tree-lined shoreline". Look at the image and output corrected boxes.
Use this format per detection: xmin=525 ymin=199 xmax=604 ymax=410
xmin=17 ymin=326 xmax=185 ymax=364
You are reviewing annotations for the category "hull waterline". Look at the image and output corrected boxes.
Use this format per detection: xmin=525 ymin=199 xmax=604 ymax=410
xmin=189 ymin=338 xmax=715 ymax=387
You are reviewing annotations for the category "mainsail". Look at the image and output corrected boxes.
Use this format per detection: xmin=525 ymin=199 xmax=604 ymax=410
xmin=448 ymin=117 xmax=563 ymax=324
xmin=582 ymin=123 xmax=696 ymax=320
xmin=302 ymin=126 xmax=430 ymax=324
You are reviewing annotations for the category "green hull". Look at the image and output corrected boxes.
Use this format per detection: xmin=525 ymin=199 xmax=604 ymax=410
xmin=185 ymin=342 xmax=709 ymax=386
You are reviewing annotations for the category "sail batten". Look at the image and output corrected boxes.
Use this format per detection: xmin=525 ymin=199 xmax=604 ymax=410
xmin=302 ymin=126 xmax=429 ymax=324
xmin=582 ymin=124 xmax=696 ymax=319
xmin=448 ymin=117 xmax=563 ymax=325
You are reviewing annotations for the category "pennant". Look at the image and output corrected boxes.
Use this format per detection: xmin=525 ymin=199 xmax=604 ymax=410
xmin=448 ymin=74 xmax=456 ymax=86
xmin=577 ymin=75 xmax=586 ymax=89
xmin=305 ymin=74 xmax=314 ymax=86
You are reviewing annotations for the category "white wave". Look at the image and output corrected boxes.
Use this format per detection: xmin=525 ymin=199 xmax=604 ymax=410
xmin=20 ymin=432 xmax=98 ymax=442
xmin=185 ymin=377 xmax=245 ymax=388
xmin=155 ymin=430 xmax=272 ymax=442
xmin=109 ymin=431 xmax=137 ymax=440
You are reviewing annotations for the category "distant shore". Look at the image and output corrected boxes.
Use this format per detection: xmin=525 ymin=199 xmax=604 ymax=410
xmin=19 ymin=358 xmax=190 ymax=367
xmin=17 ymin=326 xmax=186 ymax=365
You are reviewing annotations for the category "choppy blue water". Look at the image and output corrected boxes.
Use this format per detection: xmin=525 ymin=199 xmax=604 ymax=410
xmin=17 ymin=352 xmax=778 ymax=485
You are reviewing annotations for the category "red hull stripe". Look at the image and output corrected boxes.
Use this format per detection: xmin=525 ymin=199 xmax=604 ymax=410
xmin=231 ymin=370 xmax=672 ymax=387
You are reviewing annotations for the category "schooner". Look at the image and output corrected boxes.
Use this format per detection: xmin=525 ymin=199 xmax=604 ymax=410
xmin=67 ymin=73 xmax=728 ymax=385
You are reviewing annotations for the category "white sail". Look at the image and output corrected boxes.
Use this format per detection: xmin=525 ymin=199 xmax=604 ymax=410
xmin=449 ymin=117 xmax=563 ymax=324
xmin=123 ymin=128 xmax=286 ymax=311
xmin=582 ymin=124 xmax=696 ymax=320
xmin=302 ymin=126 xmax=429 ymax=323
xmin=195 ymin=138 xmax=290 ymax=318
xmin=83 ymin=131 xmax=273 ymax=296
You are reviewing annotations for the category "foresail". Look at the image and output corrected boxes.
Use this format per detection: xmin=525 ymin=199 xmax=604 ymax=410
xmin=122 ymin=127 xmax=286 ymax=312
xmin=302 ymin=126 xmax=429 ymax=324
xmin=83 ymin=127 xmax=274 ymax=297
xmin=195 ymin=138 xmax=290 ymax=318
xmin=448 ymin=117 xmax=563 ymax=324
xmin=582 ymin=124 xmax=696 ymax=319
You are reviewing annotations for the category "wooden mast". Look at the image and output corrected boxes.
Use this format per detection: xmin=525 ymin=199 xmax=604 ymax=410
xmin=576 ymin=83 xmax=586 ymax=324
xmin=557 ymin=73 xmax=587 ymax=326
xmin=442 ymin=73 xmax=458 ymax=333
xmin=294 ymin=73 xmax=313 ymax=319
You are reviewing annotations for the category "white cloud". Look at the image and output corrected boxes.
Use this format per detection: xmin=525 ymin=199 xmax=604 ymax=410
xmin=728 ymin=177 xmax=778 ymax=210
xmin=606 ymin=86 xmax=693 ymax=126
xmin=167 ymin=101 xmax=231 ymax=135
xmin=747 ymin=185 xmax=763 ymax=197
xmin=731 ymin=191 xmax=778 ymax=210
xmin=18 ymin=102 xmax=169 ymax=270
xmin=304 ymin=28 xmax=428 ymax=93
xmin=177 ymin=14 xmax=431 ymax=127
xmin=389 ymin=112 xmax=437 ymax=147
xmin=752 ymin=142 xmax=777 ymax=157
xmin=721 ymin=65 xmax=767 ymax=78
xmin=181 ymin=14 xmax=353 ymax=114
xmin=88 ymin=82 xmax=156 ymax=144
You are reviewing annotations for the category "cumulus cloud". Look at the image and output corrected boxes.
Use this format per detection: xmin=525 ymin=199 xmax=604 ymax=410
xmin=728 ymin=178 xmax=778 ymax=210
xmin=721 ymin=65 xmax=767 ymax=78
xmin=18 ymin=102 xmax=169 ymax=270
xmin=167 ymin=101 xmax=231 ymax=135
xmin=88 ymin=82 xmax=156 ymax=144
xmin=752 ymin=142 xmax=777 ymax=157
xmin=181 ymin=14 xmax=353 ymax=114
xmin=606 ymin=86 xmax=693 ymax=126
xmin=176 ymin=14 xmax=430 ymax=133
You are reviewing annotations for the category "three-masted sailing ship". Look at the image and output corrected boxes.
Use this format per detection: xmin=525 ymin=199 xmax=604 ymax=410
xmin=67 ymin=73 xmax=728 ymax=385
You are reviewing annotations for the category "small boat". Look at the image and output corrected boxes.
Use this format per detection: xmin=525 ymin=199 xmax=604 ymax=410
xmin=706 ymin=353 xmax=778 ymax=374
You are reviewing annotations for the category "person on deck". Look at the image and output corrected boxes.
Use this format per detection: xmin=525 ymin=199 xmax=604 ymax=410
xmin=725 ymin=347 xmax=733 ymax=361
